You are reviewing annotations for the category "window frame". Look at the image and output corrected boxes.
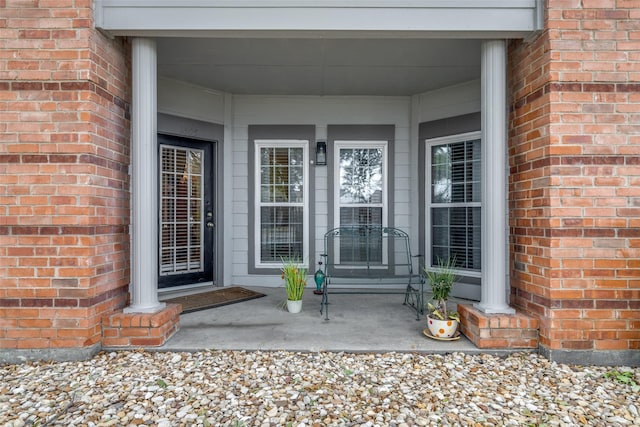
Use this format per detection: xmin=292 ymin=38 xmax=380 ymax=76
xmin=253 ymin=139 xmax=309 ymax=269
xmin=424 ymin=131 xmax=482 ymax=278
xmin=333 ymin=140 xmax=389 ymax=265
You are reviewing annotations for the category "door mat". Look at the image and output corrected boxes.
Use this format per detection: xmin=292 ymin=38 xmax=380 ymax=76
xmin=165 ymin=287 xmax=266 ymax=314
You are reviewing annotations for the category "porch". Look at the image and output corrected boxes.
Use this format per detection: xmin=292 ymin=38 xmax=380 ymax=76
xmin=97 ymin=1 xmax=541 ymax=353
xmin=148 ymin=287 xmax=521 ymax=355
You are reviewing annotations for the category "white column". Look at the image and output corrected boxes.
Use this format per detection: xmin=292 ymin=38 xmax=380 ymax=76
xmin=125 ymin=38 xmax=165 ymax=313
xmin=475 ymin=40 xmax=515 ymax=314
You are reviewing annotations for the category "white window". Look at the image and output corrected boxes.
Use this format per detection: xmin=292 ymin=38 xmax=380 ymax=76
xmin=334 ymin=141 xmax=388 ymax=263
xmin=254 ymin=140 xmax=309 ymax=268
xmin=425 ymin=131 xmax=481 ymax=274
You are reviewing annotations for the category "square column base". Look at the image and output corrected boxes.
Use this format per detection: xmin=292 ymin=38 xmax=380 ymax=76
xmin=102 ymin=303 xmax=181 ymax=348
xmin=458 ymin=304 xmax=539 ymax=349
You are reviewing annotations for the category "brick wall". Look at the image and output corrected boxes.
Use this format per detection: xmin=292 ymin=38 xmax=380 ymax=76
xmin=0 ymin=0 xmax=131 ymax=354
xmin=508 ymin=0 xmax=639 ymax=361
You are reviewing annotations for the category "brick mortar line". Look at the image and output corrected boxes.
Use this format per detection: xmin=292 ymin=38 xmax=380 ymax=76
xmin=2 ymin=80 xmax=130 ymax=114
xmin=0 ymin=225 xmax=128 ymax=236
xmin=511 ymin=82 xmax=640 ymax=111
xmin=0 ymin=286 xmax=128 ymax=309
xmin=0 ymin=154 xmax=129 ymax=173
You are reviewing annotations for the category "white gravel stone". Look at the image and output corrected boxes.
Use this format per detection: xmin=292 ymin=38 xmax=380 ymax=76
xmin=0 ymin=351 xmax=638 ymax=426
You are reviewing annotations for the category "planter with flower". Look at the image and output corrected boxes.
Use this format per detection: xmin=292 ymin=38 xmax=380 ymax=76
xmin=281 ymin=258 xmax=307 ymax=313
xmin=424 ymin=256 xmax=460 ymax=339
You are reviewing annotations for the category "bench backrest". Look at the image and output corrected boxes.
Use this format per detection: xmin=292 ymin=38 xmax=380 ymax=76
xmin=322 ymin=226 xmax=416 ymax=278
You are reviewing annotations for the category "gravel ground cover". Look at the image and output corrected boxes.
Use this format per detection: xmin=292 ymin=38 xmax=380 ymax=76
xmin=1 ymin=350 xmax=638 ymax=427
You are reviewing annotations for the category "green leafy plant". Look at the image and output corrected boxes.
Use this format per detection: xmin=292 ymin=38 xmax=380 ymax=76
xmin=606 ymin=370 xmax=640 ymax=392
xmin=281 ymin=257 xmax=307 ymax=301
xmin=424 ymin=256 xmax=459 ymax=321
xmin=342 ymin=366 xmax=354 ymax=376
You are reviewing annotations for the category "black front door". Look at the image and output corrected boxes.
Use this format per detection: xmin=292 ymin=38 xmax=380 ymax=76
xmin=158 ymin=134 xmax=215 ymax=288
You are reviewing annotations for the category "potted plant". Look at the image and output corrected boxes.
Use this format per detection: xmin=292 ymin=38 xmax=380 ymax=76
xmin=424 ymin=256 xmax=460 ymax=339
xmin=281 ymin=258 xmax=307 ymax=313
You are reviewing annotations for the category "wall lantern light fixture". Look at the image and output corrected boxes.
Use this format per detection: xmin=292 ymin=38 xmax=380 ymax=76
xmin=316 ymin=140 xmax=327 ymax=166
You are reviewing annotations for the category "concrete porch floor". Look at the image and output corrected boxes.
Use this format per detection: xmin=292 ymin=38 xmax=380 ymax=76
xmin=160 ymin=286 xmax=523 ymax=355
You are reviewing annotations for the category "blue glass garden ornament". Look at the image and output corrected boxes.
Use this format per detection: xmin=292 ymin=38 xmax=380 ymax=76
xmin=313 ymin=262 xmax=325 ymax=295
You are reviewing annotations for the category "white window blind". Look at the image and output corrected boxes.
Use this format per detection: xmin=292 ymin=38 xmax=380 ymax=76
xmin=159 ymin=145 xmax=204 ymax=275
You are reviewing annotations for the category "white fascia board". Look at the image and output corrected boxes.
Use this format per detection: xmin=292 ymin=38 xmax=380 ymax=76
xmin=96 ymin=0 xmax=542 ymax=38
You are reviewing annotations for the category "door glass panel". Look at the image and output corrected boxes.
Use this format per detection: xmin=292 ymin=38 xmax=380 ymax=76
xmin=160 ymin=145 xmax=204 ymax=275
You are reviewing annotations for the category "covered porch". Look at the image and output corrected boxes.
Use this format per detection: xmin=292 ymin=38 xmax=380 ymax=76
xmin=95 ymin=0 xmax=543 ymax=351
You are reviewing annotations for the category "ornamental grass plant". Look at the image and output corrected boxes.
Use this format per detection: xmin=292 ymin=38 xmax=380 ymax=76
xmin=281 ymin=258 xmax=307 ymax=301
xmin=424 ymin=256 xmax=459 ymax=321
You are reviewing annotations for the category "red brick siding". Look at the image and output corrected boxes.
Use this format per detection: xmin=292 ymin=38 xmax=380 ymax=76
xmin=458 ymin=304 xmax=540 ymax=349
xmin=509 ymin=0 xmax=640 ymax=352
xmin=0 ymin=0 xmax=131 ymax=350
xmin=102 ymin=304 xmax=182 ymax=348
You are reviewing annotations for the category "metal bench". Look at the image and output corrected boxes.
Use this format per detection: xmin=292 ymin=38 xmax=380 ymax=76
xmin=319 ymin=225 xmax=424 ymax=320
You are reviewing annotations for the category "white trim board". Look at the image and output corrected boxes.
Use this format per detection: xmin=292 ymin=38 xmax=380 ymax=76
xmin=96 ymin=0 xmax=542 ymax=37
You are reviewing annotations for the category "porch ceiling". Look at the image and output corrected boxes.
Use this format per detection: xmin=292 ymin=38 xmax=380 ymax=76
xmin=157 ymin=38 xmax=482 ymax=96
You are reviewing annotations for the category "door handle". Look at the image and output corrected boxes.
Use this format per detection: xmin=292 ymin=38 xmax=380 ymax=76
xmin=206 ymin=221 xmax=215 ymax=228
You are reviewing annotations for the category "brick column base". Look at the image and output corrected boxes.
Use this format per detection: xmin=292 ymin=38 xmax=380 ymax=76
xmin=458 ymin=304 xmax=539 ymax=349
xmin=102 ymin=303 xmax=181 ymax=348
